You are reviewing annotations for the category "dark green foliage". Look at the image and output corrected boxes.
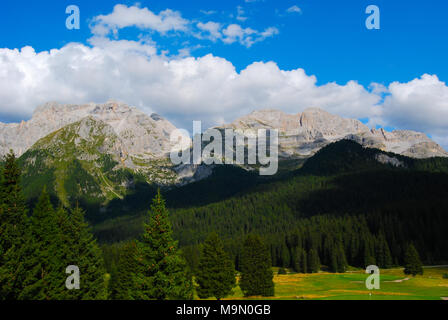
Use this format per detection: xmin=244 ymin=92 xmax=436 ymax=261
xmin=293 ymin=248 xmax=307 ymax=273
xmin=109 ymin=241 xmax=138 ymax=300
xmin=12 ymin=188 xmax=106 ymax=300
xmin=196 ymin=233 xmax=236 ymax=300
xmin=0 ymin=151 xmax=29 ymax=299
xmin=442 ymin=273 xmax=448 ymax=279
xmin=307 ymin=249 xmax=320 ymax=273
xmin=19 ymin=188 xmax=61 ymax=299
xmin=61 ymin=206 xmax=107 ymax=299
xmin=403 ymin=244 xmax=423 ymax=276
xmin=239 ymin=234 xmax=274 ymax=297
xmin=133 ymin=190 xmax=193 ymax=300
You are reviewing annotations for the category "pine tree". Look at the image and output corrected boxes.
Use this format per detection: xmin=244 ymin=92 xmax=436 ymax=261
xmin=61 ymin=206 xmax=107 ymax=299
xmin=239 ymin=234 xmax=274 ymax=297
xmin=336 ymin=243 xmax=348 ymax=273
xmin=330 ymin=249 xmax=339 ymax=273
xmin=0 ymin=151 xmax=29 ymax=299
xmin=196 ymin=232 xmax=236 ymax=300
xmin=109 ymin=241 xmax=138 ymax=300
xmin=403 ymin=244 xmax=423 ymax=276
xmin=300 ymin=249 xmax=307 ymax=273
xmin=280 ymin=244 xmax=290 ymax=268
xmin=133 ymin=190 xmax=193 ymax=300
xmin=307 ymin=249 xmax=320 ymax=273
xmin=19 ymin=187 xmax=60 ymax=300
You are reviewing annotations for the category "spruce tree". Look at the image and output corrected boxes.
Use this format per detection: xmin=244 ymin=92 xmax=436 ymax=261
xmin=293 ymin=247 xmax=308 ymax=273
xmin=336 ymin=243 xmax=348 ymax=273
xmin=109 ymin=241 xmax=138 ymax=300
xmin=239 ymin=234 xmax=274 ymax=297
xmin=61 ymin=206 xmax=107 ymax=299
xmin=330 ymin=249 xmax=339 ymax=273
xmin=307 ymin=249 xmax=320 ymax=273
xmin=19 ymin=187 xmax=60 ymax=300
xmin=0 ymin=151 xmax=29 ymax=300
xmin=280 ymin=244 xmax=290 ymax=268
xmin=300 ymin=249 xmax=307 ymax=273
xmin=134 ymin=190 xmax=193 ymax=300
xmin=196 ymin=232 xmax=236 ymax=300
xmin=403 ymin=244 xmax=423 ymax=276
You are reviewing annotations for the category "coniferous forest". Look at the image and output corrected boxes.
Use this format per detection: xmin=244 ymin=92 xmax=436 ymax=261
xmin=1 ymin=140 xmax=448 ymax=299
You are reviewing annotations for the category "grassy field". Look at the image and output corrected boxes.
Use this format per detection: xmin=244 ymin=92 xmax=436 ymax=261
xmin=221 ymin=267 xmax=448 ymax=300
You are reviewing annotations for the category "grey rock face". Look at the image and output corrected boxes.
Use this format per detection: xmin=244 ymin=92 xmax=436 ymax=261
xmin=0 ymin=101 xmax=178 ymax=159
xmin=222 ymin=108 xmax=448 ymax=159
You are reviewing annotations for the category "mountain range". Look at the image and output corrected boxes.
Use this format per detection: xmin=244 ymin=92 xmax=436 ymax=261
xmin=1 ymin=101 xmax=447 ymax=213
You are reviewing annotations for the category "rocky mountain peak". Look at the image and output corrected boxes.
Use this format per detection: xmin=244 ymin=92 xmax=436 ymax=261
xmin=0 ymin=101 xmax=178 ymax=159
xmin=224 ymin=108 xmax=447 ymax=159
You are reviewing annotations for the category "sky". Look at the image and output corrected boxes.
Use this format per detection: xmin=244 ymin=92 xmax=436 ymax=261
xmin=0 ymin=0 xmax=447 ymax=147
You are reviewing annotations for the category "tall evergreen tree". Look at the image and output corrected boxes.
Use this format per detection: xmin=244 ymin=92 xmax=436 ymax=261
xmin=61 ymin=206 xmax=107 ymax=299
xmin=280 ymin=244 xmax=290 ymax=268
xmin=307 ymin=248 xmax=320 ymax=273
xmin=196 ymin=232 xmax=236 ymax=300
xmin=109 ymin=241 xmax=138 ymax=300
xmin=336 ymin=243 xmax=348 ymax=273
xmin=403 ymin=244 xmax=423 ymax=276
xmin=293 ymin=248 xmax=307 ymax=273
xmin=300 ymin=249 xmax=308 ymax=273
xmin=133 ymin=190 xmax=193 ymax=300
xmin=239 ymin=234 xmax=274 ymax=297
xmin=19 ymin=188 xmax=60 ymax=300
xmin=0 ymin=151 xmax=29 ymax=300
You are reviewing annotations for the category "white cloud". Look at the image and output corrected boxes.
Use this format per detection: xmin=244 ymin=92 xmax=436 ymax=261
xmin=0 ymin=41 xmax=381 ymax=132
xmin=194 ymin=21 xmax=278 ymax=48
xmin=90 ymin=4 xmax=278 ymax=48
xmin=90 ymin=4 xmax=189 ymax=36
xmin=380 ymin=74 xmax=448 ymax=137
xmin=287 ymin=5 xmax=302 ymax=14
xmin=196 ymin=22 xmax=222 ymax=41
xmin=221 ymin=24 xmax=278 ymax=47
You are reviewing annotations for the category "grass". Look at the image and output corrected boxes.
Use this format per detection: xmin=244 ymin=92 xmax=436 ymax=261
xmin=219 ymin=267 xmax=448 ymax=300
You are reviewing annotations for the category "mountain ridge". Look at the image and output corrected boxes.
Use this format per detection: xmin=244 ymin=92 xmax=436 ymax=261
xmin=222 ymin=107 xmax=448 ymax=159
xmin=2 ymin=101 xmax=447 ymax=210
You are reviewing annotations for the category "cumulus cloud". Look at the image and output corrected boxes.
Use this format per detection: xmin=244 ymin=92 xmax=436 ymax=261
xmin=90 ymin=4 xmax=189 ymax=36
xmin=194 ymin=21 xmax=278 ymax=48
xmin=196 ymin=22 xmax=222 ymax=41
xmin=90 ymin=4 xmax=279 ymax=48
xmin=380 ymin=74 xmax=448 ymax=136
xmin=0 ymin=40 xmax=381 ymax=131
xmin=221 ymin=24 xmax=278 ymax=47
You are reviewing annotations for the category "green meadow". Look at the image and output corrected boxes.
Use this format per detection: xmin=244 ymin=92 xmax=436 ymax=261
xmin=220 ymin=267 xmax=448 ymax=300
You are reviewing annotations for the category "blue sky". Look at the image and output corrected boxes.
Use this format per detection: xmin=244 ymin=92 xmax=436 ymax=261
xmin=1 ymin=0 xmax=447 ymax=86
xmin=0 ymin=0 xmax=447 ymax=147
